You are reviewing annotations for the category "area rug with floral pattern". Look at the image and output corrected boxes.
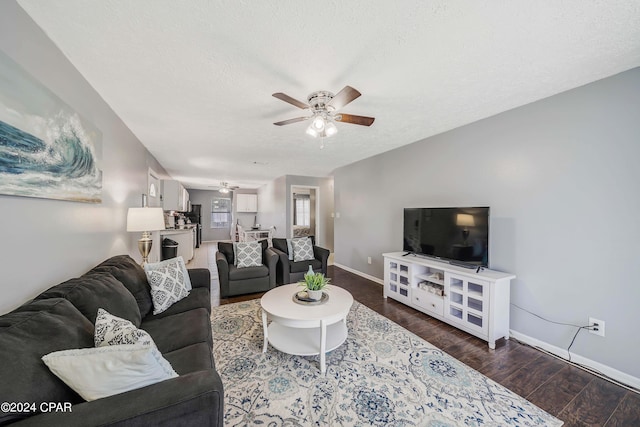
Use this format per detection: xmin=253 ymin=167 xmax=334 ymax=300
xmin=211 ymin=299 xmax=563 ymax=426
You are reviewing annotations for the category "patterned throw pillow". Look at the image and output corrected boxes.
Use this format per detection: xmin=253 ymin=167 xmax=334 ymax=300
xmin=144 ymin=256 xmax=191 ymax=315
xmin=94 ymin=308 xmax=154 ymax=348
xmin=234 ymin=241 xmax=262 ymax=268
xmin=292 ymin=237 xmax=314 ymax=262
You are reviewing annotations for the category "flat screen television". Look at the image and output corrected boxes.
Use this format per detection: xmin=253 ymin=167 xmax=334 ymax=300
xmin=403 ymin=207 xmax=489 ymax=268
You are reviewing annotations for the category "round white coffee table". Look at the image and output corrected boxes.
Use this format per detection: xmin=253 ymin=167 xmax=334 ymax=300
xmin=260 ymin=283 xmax=353 ymax=374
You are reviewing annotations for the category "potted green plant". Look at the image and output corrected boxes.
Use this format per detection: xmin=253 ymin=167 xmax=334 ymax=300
xmin=301 ymin=269 xmax=330 ymax=301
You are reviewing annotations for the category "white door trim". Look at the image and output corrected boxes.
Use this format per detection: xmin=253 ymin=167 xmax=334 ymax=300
xmin=290 ymin=185 xmax=320 ymax=242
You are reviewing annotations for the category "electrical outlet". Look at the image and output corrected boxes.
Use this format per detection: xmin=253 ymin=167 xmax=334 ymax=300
xmin=589 ymin=317 xmax=605 ymax=337
xmin=367 ymin=257 xmax=372 ymax=265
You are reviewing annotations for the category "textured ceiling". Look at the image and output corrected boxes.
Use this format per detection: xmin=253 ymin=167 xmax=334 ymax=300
xmin=17 ymin=0 xmax=640 ymax=190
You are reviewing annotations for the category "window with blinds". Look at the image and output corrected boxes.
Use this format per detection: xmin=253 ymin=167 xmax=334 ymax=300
xmin=294 ymin=194 xmax=310 ymax=226
xmin=211 ymin=197 xmax=231 ymax=228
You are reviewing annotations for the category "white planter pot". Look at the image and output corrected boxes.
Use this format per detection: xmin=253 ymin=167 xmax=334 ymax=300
xmin=307 ymin=290 xmax=323 ymax=301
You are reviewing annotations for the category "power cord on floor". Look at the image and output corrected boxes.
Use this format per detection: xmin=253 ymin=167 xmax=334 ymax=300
xmin=509 ymin=336 xmax=640 ymax=395
xmin=510 ymin=303 xmax=596 ymax=362
xmin=509 ymin=303 xmax=640 ymax=395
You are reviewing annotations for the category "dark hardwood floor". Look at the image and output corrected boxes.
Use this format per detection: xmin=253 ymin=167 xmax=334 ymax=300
xmin=214 ymin=265 xmax=639 ymax=427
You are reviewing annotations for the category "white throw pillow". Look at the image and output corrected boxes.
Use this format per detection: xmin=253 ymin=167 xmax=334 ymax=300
xmin=42 ymin=345 xmax=178 ymax=402
xmin=292 ymin=237 xmax=314 ymax=262
xmin=234 ymin=241 xmax=262 ymax=268
xmin=144 ymin=256 xmax=191 ymax=315
xmin=94 ymin=308 xmax=154 ymax=347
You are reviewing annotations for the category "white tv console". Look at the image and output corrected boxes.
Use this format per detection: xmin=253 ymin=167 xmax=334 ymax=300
xmin=383 ymin=252 xmax=516 ymax=349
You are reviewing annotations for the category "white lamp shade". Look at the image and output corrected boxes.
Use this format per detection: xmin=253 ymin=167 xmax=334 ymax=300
xmin=127 ymin=207 xmax=165 ymax=232
xmin=456 ymin=213 xmax=475 ymax=227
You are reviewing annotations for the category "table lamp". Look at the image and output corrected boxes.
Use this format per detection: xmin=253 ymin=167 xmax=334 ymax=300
xmin=127 ymin=207 xmax=166 ymax=265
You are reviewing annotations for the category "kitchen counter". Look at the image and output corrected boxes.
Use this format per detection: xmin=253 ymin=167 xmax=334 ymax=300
xmin=161 ymin=228 xmax=194 ymax=235
xmin=151 ymin=227 xmax=197 ymax=263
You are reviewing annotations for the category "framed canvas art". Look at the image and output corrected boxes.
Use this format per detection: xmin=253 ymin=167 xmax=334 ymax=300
xmin=0 ymin=51 xmax=102 ymax=203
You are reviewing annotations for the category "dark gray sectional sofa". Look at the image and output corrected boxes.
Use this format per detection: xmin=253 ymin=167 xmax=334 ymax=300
xmin=0 ymin=255 xmax=223 ymax=426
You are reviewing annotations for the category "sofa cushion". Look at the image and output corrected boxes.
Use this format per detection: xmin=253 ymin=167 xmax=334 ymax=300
xmin=35 ymin=272 xmax=141 ymax=326
xmin=91 ymin=255 xmax=154 ymax=318
xmin=94 ymin=308 xmax=154 ymax=347
xmin=144 ymin=287 xmax=211 ymax=320
xmin=218 ymin=242 xmax=235 ymax=264
xmin=228 ymin=264 xmax=269 ymax=281
xmin=272 ymin=238 xmax=289 ymax=254
xmin=141 ymin=308 xmax=212 ymax=354
xmin=42 ymin=345 xmax=178 ymax=402
xmin=163 ymin=342 xmax=214 ymax=375
xmin=290 ymin=259 xmax=323 ymax=273
xmin=0 ymin=298 xmax=94 ymax=425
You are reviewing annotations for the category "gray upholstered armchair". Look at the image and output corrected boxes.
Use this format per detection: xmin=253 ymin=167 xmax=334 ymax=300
xmin=271 ymin=236 xmax=330 ymax=285
xmin=216 ymin=239 xmax=278 ymax=297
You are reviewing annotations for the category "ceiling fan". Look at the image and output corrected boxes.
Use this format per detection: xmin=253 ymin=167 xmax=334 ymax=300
xmin=218 ymin=181 xmax=238 ymax=194
xmin=272 ymin=86 xmax=375 ymax=138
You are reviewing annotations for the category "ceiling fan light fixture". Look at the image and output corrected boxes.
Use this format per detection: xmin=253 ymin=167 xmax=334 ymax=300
xmin=219 ymin=187 xmax=230 ymax=194
xmin=325 ymin=121 xmax=337 ymax=137
xmin=312 ymin=115 xmax=325 ymax=131
xmin=273 ymin=86 xmax=372 ymax=141
xmin=306 ymin=125 xmax=319 ymax=137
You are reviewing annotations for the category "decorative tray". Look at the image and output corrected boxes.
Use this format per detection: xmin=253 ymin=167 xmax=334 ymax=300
xmin=292 ymin=291 xmax=329 ymax=306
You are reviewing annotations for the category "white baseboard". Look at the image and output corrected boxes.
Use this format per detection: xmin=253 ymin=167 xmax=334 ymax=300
xmin=510 ymin=330 xmax=640 ymax=391
xmin=333 ymin=263 xmax=384 ymax=286
xmin=330 ymin=262 xmax=640 ymax=391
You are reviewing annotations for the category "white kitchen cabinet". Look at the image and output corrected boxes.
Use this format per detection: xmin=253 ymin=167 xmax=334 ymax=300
xmin=383 ymin=252 xmax=515 ymax=349
xmin=236 ymin=193 xmax=258 ymax=212
xmin=161 ymin=180 xmax=189 ymax=211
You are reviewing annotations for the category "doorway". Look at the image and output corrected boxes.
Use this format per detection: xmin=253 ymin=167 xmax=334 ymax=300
xmin=290 ymin=186 xmax=319 ymax=240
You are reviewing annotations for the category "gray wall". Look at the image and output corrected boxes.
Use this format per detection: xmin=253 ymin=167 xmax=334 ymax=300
xmin=186 ymin=189 xmax=224 ymax=242
xmin=334 ymin=68 xmax=640 ymax=380
xmin=257 ymin=175 xmax=334 ymax=250
xmin=257 ymin=176 xmax=288 ymax=239
xmin=0 ymin=2 xmax=168 ymax=314
xmin=285 ymin=175 xmax=334 ymax=251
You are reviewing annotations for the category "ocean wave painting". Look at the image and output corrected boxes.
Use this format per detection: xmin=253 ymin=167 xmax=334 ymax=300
xmin=0 ymin=51 xmax=102 ymax=203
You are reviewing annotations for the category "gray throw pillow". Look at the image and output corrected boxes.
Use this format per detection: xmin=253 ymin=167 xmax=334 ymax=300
xmin=292 ymin=237 xmax=314 ymax=262
xmin=144 ymin=256 xmax=191 ymax=315
xmin=234 ymin=241 xmax=263 ymax=268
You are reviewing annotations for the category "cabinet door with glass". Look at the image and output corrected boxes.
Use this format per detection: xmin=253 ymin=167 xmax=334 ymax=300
xmin=384 ymin=260 xmax=412 ymax=304
xmin=444 ymin=274 xmax=489 ymax=336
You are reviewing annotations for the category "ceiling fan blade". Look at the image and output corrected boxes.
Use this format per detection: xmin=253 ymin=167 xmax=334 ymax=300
xmin=272 ymin=93 xmax=309 ymax=110
xmin=335 ymin=113 xmax=375 ymax=126
xmin=273 ymin=117 xmax=309 ymax=126
xmin=327 ymin=86 xmax=361 ymax=110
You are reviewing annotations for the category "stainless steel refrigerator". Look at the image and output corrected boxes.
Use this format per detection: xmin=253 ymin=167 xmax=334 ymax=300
xmin=185 ymin=204 xmax=202 ymax=248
